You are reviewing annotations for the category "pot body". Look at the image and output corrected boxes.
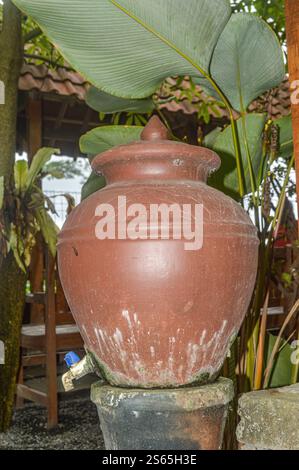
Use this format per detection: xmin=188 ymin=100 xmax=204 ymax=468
xmin=58 ymin=176 xmax=258 ymax=388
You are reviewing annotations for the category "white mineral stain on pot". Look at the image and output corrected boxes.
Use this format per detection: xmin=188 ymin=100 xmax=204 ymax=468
xmin=113 ymin=328 xmax=123 ymax=345
xmin=173 ymin=159 xmax=184 ymax=166
xmin=121 ymin=309 xmax=132 ymax=328
xmin=94 ymin=328 xmax=104 ymax=355
xmin=183 ymin=300 xmax=194 ymax=313
xmin=167 ymin=336 xmax=176 ymax=373
xmin=150 ymin=346 xmax=155 ymax=358
xmin=98 ymin=329 xmax=106 ymax=343
xmin=81 ymin=323 xmax=87 ymax=339
xmin=91 ymin=317 xmax=232 ymax=385
xmin=120 ymin=310 xmax=142 ymax=352
xmin=199 ymin=330 xmax=207 ymax=346
xmin=178 ymin=365 xmax=184 ymax=381
xmin=185 ymin=320 xmax=229 ymax=378
xmin=168 ymin=356 xmax=174 ymax=372
xmin=95 ymin=326 xmax=131 ymax=372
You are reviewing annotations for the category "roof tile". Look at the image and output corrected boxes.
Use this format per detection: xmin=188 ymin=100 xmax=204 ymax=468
xmin=19 ymin=64 xmax=291 ymax=120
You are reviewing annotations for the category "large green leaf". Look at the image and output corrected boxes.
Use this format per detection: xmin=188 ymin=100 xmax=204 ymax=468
xmin=13 ymin=0 xmax=231 ymax=98
xmin=265 ymin=333 xmax=293 ymax=388
xmin=274 ymin=114 xmax=294 ymax=160
xmin=86 ymin=86 xmax=154 ymax=114
xmin=9 ymin=224 xmax=26 ymax=273
xmin=26 ymin=148 xmax=59 ymax=190
xmin=14 ymin=160 xmax=29 ymax=193
xmin=203 ymin=127 xmax=222 ymax=150
xmin=80 ymin=125 xmax=143 ymax=200
xmin=207 ymin=113 xmax=267 ymax=199
xmin=81 ymin=173 xmax=106 ymax=201
xmin=35 ymin=208 xmax=59 ymax=257
xmin=205 ymin=13 xmax=285 ymax=112
xmin=80 ymin=125 xmax=143 ymax=158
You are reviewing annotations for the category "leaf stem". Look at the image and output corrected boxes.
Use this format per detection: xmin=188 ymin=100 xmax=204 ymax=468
xmin=263 ymin=299 xmax=299 ymax=388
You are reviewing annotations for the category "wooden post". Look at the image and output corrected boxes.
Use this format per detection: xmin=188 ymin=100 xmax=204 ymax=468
xmin=45 ymin=249 xmax=58 ymax=429
xmin=285 ymin=0 xmax=299 ymax=228
xmin=26 ymin=95 xmax=45 ymax=323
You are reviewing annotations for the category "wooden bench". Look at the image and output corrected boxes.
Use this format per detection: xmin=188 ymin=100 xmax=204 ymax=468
xmin=16 ymin=250 xmax=84 ymax=428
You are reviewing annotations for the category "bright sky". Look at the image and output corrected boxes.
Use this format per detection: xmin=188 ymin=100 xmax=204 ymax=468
xmin=43 ymin=161 xmax=87 ymax=228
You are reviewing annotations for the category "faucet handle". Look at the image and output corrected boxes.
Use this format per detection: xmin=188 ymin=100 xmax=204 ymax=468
xmin=64 ymin=351 xmax=81 ymax=368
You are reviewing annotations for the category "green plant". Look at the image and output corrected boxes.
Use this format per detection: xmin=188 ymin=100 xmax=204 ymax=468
xmin=231 ymin=0 xmax=286 ymax=46
xmin=0 ymin=145 xmax=59 ymax=431
xmin=12 ymin=0 xmax=296 ymax=403
xmin=0 ymin=148 xmax=59 ymax=271
xmin=0 ymin=0 xmax=81 ymax=430
xmin=13 ymin=1 xmax=284 ymax=194
xmin=159 ymin=77 xmax=225 ymax=124
xmin=79 ymin=126 xmax=143 ymax=200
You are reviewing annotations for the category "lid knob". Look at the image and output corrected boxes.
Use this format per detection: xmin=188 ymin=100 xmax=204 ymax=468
xmin=141 ymin=115 xmax=171 ymax=141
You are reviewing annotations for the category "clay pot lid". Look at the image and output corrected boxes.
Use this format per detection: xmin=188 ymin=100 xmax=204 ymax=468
xmin=92 ymin=116 xmax=221 ymax=176
xmin=140 ymin=115 xmax=172 ymax=141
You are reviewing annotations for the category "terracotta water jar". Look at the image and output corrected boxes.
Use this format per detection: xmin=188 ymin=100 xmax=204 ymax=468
xmin=58 ymin=116 xmax=259 ymax=388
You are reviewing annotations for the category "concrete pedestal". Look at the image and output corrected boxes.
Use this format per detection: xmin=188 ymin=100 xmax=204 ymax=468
xmin=237 ymin=383 xmax=299 ymax=450
xmin=91 ymin=378 xmax=234 ymax=450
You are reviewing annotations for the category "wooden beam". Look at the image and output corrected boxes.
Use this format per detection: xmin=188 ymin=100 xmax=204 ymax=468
xmin=54 ymin=102 xmax=68 ymax=130
xmin=285 ymin=0 xmax=299 ymax=228
xmin=22 ymin=354 xmax=47 ymax=367
xmin=43 ymin=128 xmax=83 ymax=142
xmin=16 ymin=384 xmax=48 ymax=407
xmin=25 ymin=292 xmax=46 ymax=305
xmin=44 ymin=115 xmax=100 ymax=127
xmin=80 ymin=107 xmax=92 ymax=134
xmin=49 ymin=102 xmax=68 ymax=147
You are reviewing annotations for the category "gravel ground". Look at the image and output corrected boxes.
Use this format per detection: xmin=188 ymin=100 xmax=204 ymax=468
xmin=0 ymin=397 xmax=105 ymax=450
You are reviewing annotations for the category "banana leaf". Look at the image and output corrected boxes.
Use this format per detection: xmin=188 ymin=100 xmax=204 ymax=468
xmin=13 ymin=0 xmax=231 ymax=98
xmin=86 ymin=86 xmax=154 ymax=114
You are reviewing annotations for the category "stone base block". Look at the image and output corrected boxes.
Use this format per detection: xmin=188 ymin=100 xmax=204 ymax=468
xmin=237 ymin=383 xmax=299 ymax=450
xmin=91 ymin=378 xmax=234 ymax=450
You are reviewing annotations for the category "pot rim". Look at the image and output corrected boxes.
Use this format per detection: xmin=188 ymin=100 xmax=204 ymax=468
xmin=92 ymin=140 xmax=221 ymax=177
